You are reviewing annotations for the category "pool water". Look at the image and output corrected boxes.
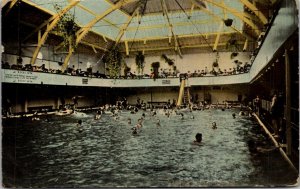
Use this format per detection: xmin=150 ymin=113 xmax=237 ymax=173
xmin=2 ymin=109 xmax=298 ymax=187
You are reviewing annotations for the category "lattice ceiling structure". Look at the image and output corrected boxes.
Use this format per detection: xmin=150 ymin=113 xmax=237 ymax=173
xmin=2 ymin=0 xmax=280 ymax=58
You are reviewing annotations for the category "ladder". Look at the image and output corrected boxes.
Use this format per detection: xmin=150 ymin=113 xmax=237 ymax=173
xmin=176 ymin=75 xmax=191 ymax=107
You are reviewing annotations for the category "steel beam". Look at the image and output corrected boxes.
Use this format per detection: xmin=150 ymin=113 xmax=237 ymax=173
xmin=192 ymin=0 xmax=254 ymax=41
xmin=240 ymin=0 xmax=268 ymax=25
xmin=30 ymin=0 xmax=79 ymax=65
xmin=243 ymin=38 xmax=248 ymax=51
xmin=114 ymin=7 xmax=140 ymax=46
xmin=162 ymin=0 xmax=182 ymax=57
xmin=62 ymin=0 xmax=138 ymax=71
xmin=124 ymin=31 xmax=238 ymax=42
xmin=125 ymin=41 xmax=129 ymax=56
xmin=75 ymin=0 xmax=138 ymax=46
xmin=126 ymin=17 xmax=219 ymax=31
xmin=123 ymin=41 xmax=244 ymax=53
xmin=1 ymin=0 xmax=11 ymax=8
xmin=61 ymin=42 xmax=74 ymax=71
xmin=80 ymin=41 xmax=108 ymax=51
xmin=202 ymin=0 xmax=261 ymax=36
xmin=189 ymin=4 xmax=195 ymax=17
xmin=213 ymin=22 xmax=224 ymax=51
xmin=75 ymin=3 xmax=120 ymax=29
xmin=104 ymin=0 xmax=131 ymax=18
xmin=4 ymin=0 xmax=18 ymax=16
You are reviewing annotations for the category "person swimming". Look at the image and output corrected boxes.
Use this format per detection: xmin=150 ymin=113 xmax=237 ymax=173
xmin=180 ymin=113 xmax=184 ymax=120
xmin=136 ymin=118 xmax=143 ymax=129
xmin=32 ymin=111 xmax=40 ymax=121
xmin=132 ymin=127 xmax=138 ymax=135
xmin=212 ymin=122 xmax=217 ymax=129
xmin=77 ymin=119 xmax=83 ymax=132
xmin=156 ymin=118 xmax=160 ymax=127
xmin=239 ymin=111 xmax=245 ymax=116
xmin=232 ymin=113 xmax=236 ymax=119
xmin=191 ymin=115 xmax=194 ymax=119
xmin=151 ymin=110 xmax=156 ymax=116
xmin=193 ymin=133 xmax=202 ymax=144
xmin=95 ymin=110 xmax=101 ymax=120
xmin=128 ymin=118 xmax=131 ymax=125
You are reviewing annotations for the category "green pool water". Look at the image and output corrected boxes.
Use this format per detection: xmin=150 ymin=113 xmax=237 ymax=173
xmin=2 ymin=109 xmax=298 ymax=187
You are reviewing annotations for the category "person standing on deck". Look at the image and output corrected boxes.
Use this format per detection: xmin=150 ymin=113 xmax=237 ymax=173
xmin=270 ymin=93 xmax=280 ymax=139
xmin=253 ymin=95 xmax=261 ymax=116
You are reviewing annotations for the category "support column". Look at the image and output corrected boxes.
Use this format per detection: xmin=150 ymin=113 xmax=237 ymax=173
xmin=24 ymin=97 xmax=28 ymax=113
xmin=285 ymin=49 xmax=292 ymax=156
xmin=56 ymin=97 xmax=60 ymax=110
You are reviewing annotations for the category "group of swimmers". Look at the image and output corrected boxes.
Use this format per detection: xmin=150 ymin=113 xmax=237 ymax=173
xmin=61 ymin=101 xmax=254 ymax=146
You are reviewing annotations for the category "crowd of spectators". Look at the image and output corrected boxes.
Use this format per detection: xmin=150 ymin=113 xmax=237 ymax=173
xmin=2 ymin=60 xmax=252 ymax=79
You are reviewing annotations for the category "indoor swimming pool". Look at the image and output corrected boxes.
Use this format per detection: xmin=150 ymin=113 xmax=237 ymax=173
xmin=2 ymin=109 xmax=298 ymax=187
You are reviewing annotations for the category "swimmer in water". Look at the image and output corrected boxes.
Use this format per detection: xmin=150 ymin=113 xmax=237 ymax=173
xmin=180 ymin=113 xmax=184 ymax=120
xmin=232 ymin=113 xmax=236 ymax=119
xmin=77 ymin=119 xmax=83 ymax=132
xmin=128 ymin=118 xmax=131 ymax=125
xmin=191 ymin=115 xmax=194 ymax=119
xmin=132 ymin=127 xmax=138 ymax=135
xmin=165 ymin=111 xmax=170 ymax=118
xmin=136 ymin=118 xmax=143 ymax=129
xmin=212 ymin=122 xmax=217 ymax=129
xmin=151 ymin=110 xmax=156 ymax=116
xmin=32 ymin=111 xmax=40 ymax=121
xmin=156 ymin=118 xmax=160 ymax=127
xmin=193 ymin=133 xmax=202 ymax=144
xmin=95 ymin=110 xmax=101 ymax=120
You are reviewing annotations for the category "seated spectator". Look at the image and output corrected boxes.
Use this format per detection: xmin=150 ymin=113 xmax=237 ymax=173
xmin=232 ymin=68 xmax=236 ymax=75
xmin=71 ymin=70 xmax=77 ymax=76
xmin=66 ymin=66 xmax=74 ymax=75
xmin=2 ymin=61 xmax=10 ymax=69
xmin=159 ymin=70 xmax=166 ymax=78
xmin=204 ymin=67 xmax=208 ymax=75
xmin=192 ymin=70 xmax=198 ymax=77
xmin=87 ymin=66 xmax=92 ymax=77
xmin=41 ymin=64 xmax=48 ymax=72
xmin=11 ymin=64 xmax=23 ymax=70
xmin=148 ymin=71 xmax=153 ymax=78
xmin=94 ymin=71 xmax=100 ymax=78
xmin=239 ymin=67 xmax=244 ymax=73
xmin=24 ymin=64 xmax=32 ymax=71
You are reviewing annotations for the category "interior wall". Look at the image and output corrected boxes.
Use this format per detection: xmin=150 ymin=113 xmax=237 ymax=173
xmin=126 ymin=85 xmax=249 ymax=105
xmin=124 ymin=52 xmax=251 ymax=75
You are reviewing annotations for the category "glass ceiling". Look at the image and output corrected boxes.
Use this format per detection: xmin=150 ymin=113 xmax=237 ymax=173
xmin=27 ymin=0 xmax=244 ymax=41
